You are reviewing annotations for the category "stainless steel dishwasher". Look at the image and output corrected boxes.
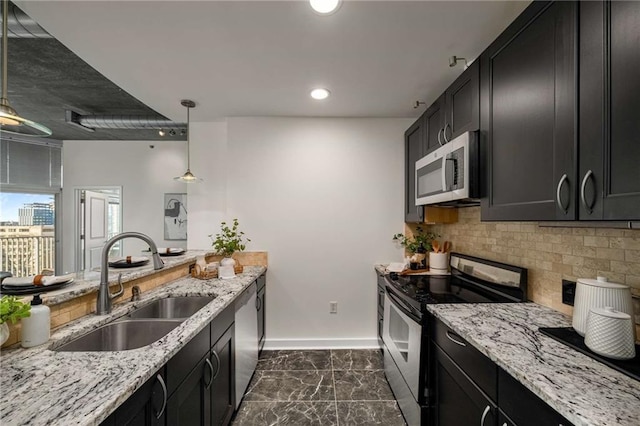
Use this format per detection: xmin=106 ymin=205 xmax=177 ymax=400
xmin=234 ymin=281 xmax=258 ymax=408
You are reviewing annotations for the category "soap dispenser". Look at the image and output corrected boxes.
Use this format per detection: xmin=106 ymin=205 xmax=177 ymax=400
xmin=21 ymin=294 xmax=50 ymax=348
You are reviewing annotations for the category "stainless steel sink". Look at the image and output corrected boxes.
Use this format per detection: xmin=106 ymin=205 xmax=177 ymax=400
xmin=54 ymin=320 xmax=181 ymax=352
xmin=128 ymin=296 xmax=215 ymax=319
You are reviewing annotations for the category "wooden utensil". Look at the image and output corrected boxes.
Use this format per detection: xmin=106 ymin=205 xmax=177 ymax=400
xmin=432 ymin=240 xmax=440 ymax=253
xmin=443 ymin=241 xmax=451 ymax=253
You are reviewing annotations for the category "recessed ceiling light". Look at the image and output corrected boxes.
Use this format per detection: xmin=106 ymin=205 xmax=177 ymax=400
xmin=310 ymin=88 xmax=331 ymax=100
xmin=310 ymin=0 xmax=341 ymax=15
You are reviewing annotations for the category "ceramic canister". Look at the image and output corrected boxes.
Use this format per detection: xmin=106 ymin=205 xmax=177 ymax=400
xmin=572 ymin=276 xmax=634 ymax=337
xmin=584 ymin=306 xmax=636 ymax=360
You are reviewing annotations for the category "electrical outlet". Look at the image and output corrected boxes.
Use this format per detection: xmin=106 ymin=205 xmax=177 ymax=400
xmin=562 ymin=279 xmax=576 ymax=306
xmin=330 ymin=301 xmax=338 ymax=314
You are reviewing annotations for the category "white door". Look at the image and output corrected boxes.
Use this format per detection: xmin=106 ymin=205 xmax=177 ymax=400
xmin=83 ymin=190 xmax=110 ymax=271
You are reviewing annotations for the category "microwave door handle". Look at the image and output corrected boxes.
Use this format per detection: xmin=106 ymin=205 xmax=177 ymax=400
xmin=441 ymin=156 xmax=447 ymax=192
xmin=445 ymin=156 xmax=456 ymax=190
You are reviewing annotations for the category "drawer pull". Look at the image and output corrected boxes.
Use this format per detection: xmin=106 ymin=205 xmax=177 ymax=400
xmin=480 ymin=405 xmax=490 ymax=426
xmin=204 ymin=358 xmax=214 ymax=390
xmin=445 ymin=330 xmax=467 ymax=347
xmin=212 ymin=350 xmax=221 ymax=380
xmin=154 ymin=374 xmax=167 ymax=419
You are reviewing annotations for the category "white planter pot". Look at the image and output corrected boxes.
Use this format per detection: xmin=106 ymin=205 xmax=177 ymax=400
xmin=0 ymin=322 xmax=9 ymax=347
xmin=220 ymin=257 xmax=236 ymax=267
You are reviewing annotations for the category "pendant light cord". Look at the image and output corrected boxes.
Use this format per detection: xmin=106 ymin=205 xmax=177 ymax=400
xmin=2 ymin=0 xmax=9 ymax=100
xmin=186 ymin=104 xmax=190 ymax=170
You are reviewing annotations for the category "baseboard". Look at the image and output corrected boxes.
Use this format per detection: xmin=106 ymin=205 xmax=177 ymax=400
xmin=263 ymin=338 xmax=381 ymax=350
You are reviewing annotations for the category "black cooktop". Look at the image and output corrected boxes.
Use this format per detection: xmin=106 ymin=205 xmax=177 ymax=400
xmin=385 ymin=253 xmax=528 ymax=313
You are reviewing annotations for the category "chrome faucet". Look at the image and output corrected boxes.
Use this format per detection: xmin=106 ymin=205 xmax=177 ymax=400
xmin=97 ymin=232 xmax=164 ymax=315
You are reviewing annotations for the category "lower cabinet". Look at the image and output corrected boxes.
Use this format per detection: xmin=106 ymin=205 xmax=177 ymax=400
xmin=434 ymin=345 xmax=497 ymax=426
xmin=102 ymin=304 xmax=236 ymax=426
xmin=432 ymin=319 xmax=573 ymax=426
xmin=101 ymin=369 xmax=167 ymax=426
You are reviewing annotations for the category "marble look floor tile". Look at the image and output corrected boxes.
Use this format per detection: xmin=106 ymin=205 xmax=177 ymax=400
xmin=257 ymin=350 xmax=332 ymax=370
xmin=336 ymin=401 xmax=406 ymax=425
xmin=331 ymin=349 xmax=383 ymax=370
xmin=232 ymin=401 xmax=338 ymax=426
xmin=243 ymin=370 xmax=335 ymax=401
xmin=333 ymin=370 xmax=395 ymax=401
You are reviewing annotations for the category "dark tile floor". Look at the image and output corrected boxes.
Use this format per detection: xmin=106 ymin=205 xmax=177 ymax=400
xmin=232 ymin=349 xmax=406 ymax=426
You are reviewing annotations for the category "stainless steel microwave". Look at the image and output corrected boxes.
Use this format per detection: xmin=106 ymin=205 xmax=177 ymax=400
xmin=415 ymin=131 xmax=480 ymax=206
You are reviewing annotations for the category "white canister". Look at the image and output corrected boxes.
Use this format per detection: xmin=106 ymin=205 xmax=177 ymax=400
xmin=572 ymin=276 xmax=634 ymax=337
xmin=584 ymin=306 xmax=636 ymax=360
xmin=21 ymin=295 xmax=50 ymax=348
xmin=429 ymin=252 xmax=449 ymax=273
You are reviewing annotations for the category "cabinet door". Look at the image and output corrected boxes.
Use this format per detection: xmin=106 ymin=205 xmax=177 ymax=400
xmin=434 ymin=345 xmax=496 ymax=426
xmin=210 ymin=324 xmax=235 ymax=426
xmin=166 ymin=356 xmax=211 ymax=426
xmin=480 ymin=1 xmax=576 ymax=221
xmin=579 ymin=0 xmax=640 ymax=220
xmin=257 ymin=283 xmax=266 ymax=353
xmin=405 ymin=115 xmax=425 ymax=222
xmin=103 ymin=370 xmax=167 ymax=426
xmin=445 ymin=59 xmax=479 ymax=141
xmin=425 ymin=94 xmax=446 ymax=151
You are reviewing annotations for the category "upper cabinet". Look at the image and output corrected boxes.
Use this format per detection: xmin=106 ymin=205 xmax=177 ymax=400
xmin=480 ymin=1 xmax=577 ymax=221
xmin=579 ymin=0 xmax=640 ymax=221
xmin=445 ymin=59 xmax=479 ymax=142
xmin=404 ymin=56 xmax=479 ymax=223
xmin=404 ymin=116 xmax=425 ymax=222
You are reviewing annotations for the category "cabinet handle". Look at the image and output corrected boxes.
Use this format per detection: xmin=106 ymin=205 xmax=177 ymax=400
xmin=212 ymin=350 xmax=221 ymax=380
xmin=480 ymin=405 xmax=490 ymax=426
xmin=580 ymin=170 xmax=595 ymax=214
xmin=256 ymin=296 xmax=262 ymax=311
xmin=204 ymin=358 xmax=214 ymax=390
xmin=437 ymin=128 xmax=444 ymax=146
xmin=445 ymin=330 xmax=467 ymax=347
xmin=416 ymin=206 xmax=423 ymax=220
xmin=154 ymin=374 xmax=167 ymax=419
xmin=502 ymin=423 xmax=508 ymax=426
xmin=556 ymin=174 xmax=569 ymax=214
xmin=443 ymin=123 xmax=451 ymax=143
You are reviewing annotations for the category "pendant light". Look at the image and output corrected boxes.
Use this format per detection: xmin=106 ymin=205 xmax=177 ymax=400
xmin=173 ymin=99 xmax=201 ymax=183
xmin=0 ymin=0 xmax=51 ymax=137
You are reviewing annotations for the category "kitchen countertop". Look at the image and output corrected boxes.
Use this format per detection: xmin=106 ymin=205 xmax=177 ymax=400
xmin=0 ymin=265 xmax=266 ymax=426
xmin=427 ymin=303 xmax=640 ymax=426
xmin=23 ymin=249 xmax=215 ymax=306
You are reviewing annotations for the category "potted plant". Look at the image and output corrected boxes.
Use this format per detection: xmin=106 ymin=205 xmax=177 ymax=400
xmin=393 ymin=227 xmax=438 ymax=269
xmin=0 ymin=295 xmax=31 ymax=346
xmin=209 ymin=218 xmax=251 ymax=268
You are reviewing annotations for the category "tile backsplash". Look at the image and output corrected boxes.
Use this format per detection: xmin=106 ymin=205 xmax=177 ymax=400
xmin=419 ymin=207 xmax=640 ymax=317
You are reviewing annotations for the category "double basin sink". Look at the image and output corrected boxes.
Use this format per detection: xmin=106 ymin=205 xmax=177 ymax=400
xmin=55 ymin=296 xmax=215 ymax=352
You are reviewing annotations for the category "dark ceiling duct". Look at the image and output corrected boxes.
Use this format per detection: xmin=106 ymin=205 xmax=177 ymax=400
xmin=4 ymin=2 xmax=52 ymax=38
xmin=65 ymin=110 xmax=185 ymax=132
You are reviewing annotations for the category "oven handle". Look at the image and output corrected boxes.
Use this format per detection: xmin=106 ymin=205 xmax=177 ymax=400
xmin=385 ymin=287 xmax=421 ymax=323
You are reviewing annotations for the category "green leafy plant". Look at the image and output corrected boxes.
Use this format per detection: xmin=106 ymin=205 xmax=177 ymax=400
xmin=0 ymin=296 xmax=31 ymax=324
xmin=209 ymin=218 xmax=251 ymax=258
xmin=393 ymin=227 xmax=439 ymax=254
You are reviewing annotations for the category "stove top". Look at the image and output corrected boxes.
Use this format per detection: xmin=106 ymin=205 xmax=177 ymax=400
xmin=385 ymin=253 xmax=528 ymax=313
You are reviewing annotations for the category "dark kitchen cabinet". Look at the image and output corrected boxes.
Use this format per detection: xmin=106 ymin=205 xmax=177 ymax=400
xmin=405 ymin=116 xmax=426 ymax=222
xmin=579 ymin=0 xmax=640 ymax=220
xmin=480 ymin=1 xmax=577 ymax=221
xmin=166 ymin=354 xmax=210 ymax=425
xmin=102 ymin=369 xmax=167 ymax=426
xmin=424 ymin=94 xmax=446 ymax=152
xmin=444 ymin=59 xmax=479 ymax=142
xmin=210 ymin=324 xmax=235 ymax=426
xmin=434 ymin=345 xmax=497 ymax=426
xmin=256 ymin=274 xmax=266 ymax=353
xmin=498 ymin=369 xmax=572 ymax=426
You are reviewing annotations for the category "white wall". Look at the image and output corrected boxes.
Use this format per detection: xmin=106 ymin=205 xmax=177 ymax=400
xmin=62 ymin=140 xmax=188 ymax=272
xmin=223 ymin=117 xmax=410 ymax=348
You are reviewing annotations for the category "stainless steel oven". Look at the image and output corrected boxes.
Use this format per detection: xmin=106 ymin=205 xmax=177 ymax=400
xmin=382 ymin=289 xmax=428 ymax=426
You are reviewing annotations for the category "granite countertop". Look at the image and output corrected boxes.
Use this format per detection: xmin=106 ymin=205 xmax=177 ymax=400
xmin=427 ymin=303 xmax=640 ymax=426
xmin=0 ymin=266 xmax=266 ymax=426
xmin=25 ymin=250 xmax=215 ymax=306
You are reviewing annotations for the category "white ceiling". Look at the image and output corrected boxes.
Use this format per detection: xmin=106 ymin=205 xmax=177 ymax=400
xmin=17 ymin=1 xmax=529 ymax=122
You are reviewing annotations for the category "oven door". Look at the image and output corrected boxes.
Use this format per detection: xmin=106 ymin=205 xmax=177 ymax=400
xmin=382 ymin=292 xmax=423 ymax=401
